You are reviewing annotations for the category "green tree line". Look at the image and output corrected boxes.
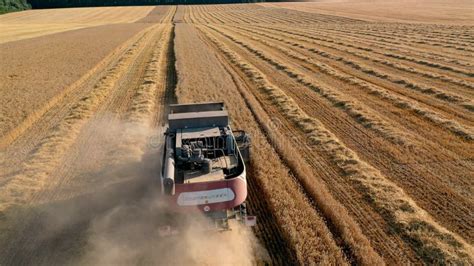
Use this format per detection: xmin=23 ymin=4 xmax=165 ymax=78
xmin=27 ymin=0 xmax=268 ymax=8
xmin=0 ymin=0 xmax=30 ymax=14
xmin=0 ymin=0 xmax=292 ymax=14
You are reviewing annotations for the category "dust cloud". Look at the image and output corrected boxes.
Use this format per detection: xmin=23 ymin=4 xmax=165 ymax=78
xmin=78 ymin=198 xmax=263 ymax=265
xmin=2 ymin=116 xmax=266 ymax=265
xmin=74 ymin=118 xmax=265 ymax=265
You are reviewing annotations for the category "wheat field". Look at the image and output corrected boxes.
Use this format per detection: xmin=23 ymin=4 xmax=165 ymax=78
xmin=0 ymin=6 xmax=155 ymax=43
xmin=0 ymin=1 xmax=473 ymax=265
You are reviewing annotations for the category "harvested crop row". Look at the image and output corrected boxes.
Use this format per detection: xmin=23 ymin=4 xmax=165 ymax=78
xmin=187 ymin=7 xmax=202 ymax=24
xmin=0 ymin=9 xmax=176 ymax=193
xmin=359 ymin=29 xmax=474 ymax=48
xmin=209 ymin=15 xmax=473 ymax=95
xmin=209 ymin=25 xmax=415 ymax=146
xmin=337 ymin=25 xmax=473 ymax=43
xmin=322 ymin=25 xmax=473 ymax=64
xmin=260 ymin=24 xmax=473 ymax=77
xmin=300 ymin=27 xmax=474 ymax=77
xmin=208 ymin=7 xmax=321 ymax=23
xmin=194 ymin=6 xmax=474 ymax=240
xmin=0 ymin=23 xmax=157 ymax=147
xmin=126 ymin=9 xmax=177 ymax=122
xmin=319 ymin=25 xmax=474 ymax=52
xmin=245 ymin=170 xmax=297 ymax=264
xmin=193 ymin=7 xmax=220 ymax=24
xmin=200 ymin=4 xmax=361 ymax=25
xmin=234 ymin=25 xmax=474 ymax=112
xmin=324 ymin=26 xmax=474 ymax=54
xmin=203 ymin=3 xmax=469 ymax=193
xmin=243 ymin=26 xmax=474 ymax=141
xmin=326 ymin=35 xmax=473 ymax=70
xmin=259 ymin=1 xmax=474 ymax=25
xmin=153 ymin=15 xmax=178 ymax=127
xmin=257 ymin=26 xmax=474 ymax=89
xmin=0 ymin=25 xmax=161 ymax=213
xmin=203 ymin=12 xmax=474 ymax=256
xmin=128 ymin=26 xmax=173 ymax=123
xmin=211 ymin=25 xmax=474 ymax=149
xmin=230 ymin=24 xmax=474 ymax=188
xmin=93 ymin=24 xmax=176 ymax=176
xmin=41 ymin=7 xmax=178 ymax=201
xmin=302 ymin=26 xmax=474 ymax=71
xmin=233 ymin=25 xmax=474 ymax=114
xmin=197 ymin=24 xmax=474 ymax=264
xmin=328 ymin=28 xmax=473 ymax=65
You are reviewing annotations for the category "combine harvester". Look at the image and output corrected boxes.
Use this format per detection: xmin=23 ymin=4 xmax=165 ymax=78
xmin=159 ymin=102 xmax=256 ymax=234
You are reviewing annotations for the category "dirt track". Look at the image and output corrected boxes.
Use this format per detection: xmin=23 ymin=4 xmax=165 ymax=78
xmin=0 ymin=2 xmax=473 ymax=265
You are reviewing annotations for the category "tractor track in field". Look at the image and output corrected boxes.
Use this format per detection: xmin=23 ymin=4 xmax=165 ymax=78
xmin=158 ymin=16 xmax=178 ymax=125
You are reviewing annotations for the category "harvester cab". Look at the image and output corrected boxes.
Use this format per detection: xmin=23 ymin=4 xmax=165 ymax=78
xmin=160 ymin=102 xmax=255 ymax=234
